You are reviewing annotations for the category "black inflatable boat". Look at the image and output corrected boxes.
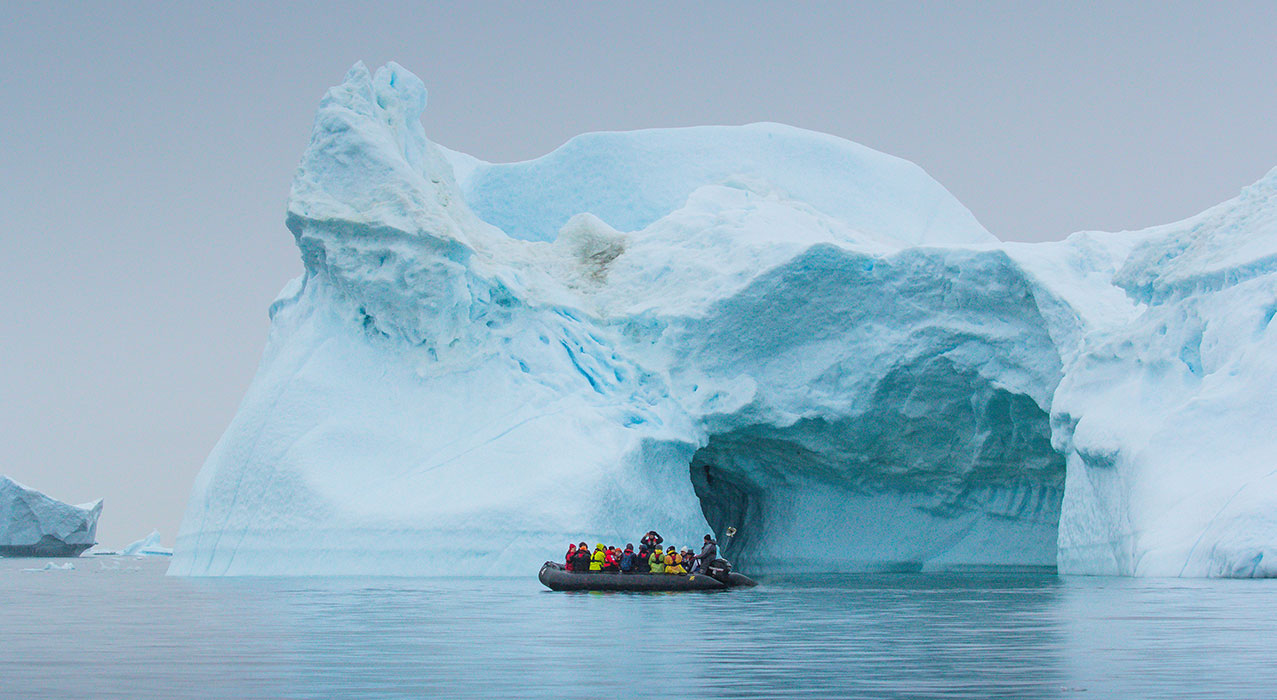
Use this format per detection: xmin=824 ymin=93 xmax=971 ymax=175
xmin=538 ymin=561 xmax=757 ymax=592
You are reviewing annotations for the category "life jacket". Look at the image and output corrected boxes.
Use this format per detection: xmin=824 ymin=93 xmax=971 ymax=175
xmin=590 ymin=546 xmax=605 ymax=571
xmin=649 ymin=551 xmax=665 ymax=573
xmin=603 ymin=549 xmax=618 ymax=570
xmin=666 ymin=555 xmax=686 ymax=574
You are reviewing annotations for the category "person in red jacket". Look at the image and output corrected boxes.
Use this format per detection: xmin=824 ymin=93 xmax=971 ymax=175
xmin=565 ymin=543 xmax=577 ymax=571
xmin=603 ymin=546 xmax=620 ymax=572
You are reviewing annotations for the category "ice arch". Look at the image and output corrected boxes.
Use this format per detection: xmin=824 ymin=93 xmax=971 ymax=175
xmin=689 ymin=362 xmax=1065 ymax=573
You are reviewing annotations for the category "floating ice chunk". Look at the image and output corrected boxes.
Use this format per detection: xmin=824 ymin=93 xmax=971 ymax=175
xmin=22 ymin=562 xmax=75 ymax=572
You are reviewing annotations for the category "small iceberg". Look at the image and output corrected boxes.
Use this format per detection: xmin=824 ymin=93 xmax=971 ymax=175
xmin=121 ymin=530 xmax=173 ymax=556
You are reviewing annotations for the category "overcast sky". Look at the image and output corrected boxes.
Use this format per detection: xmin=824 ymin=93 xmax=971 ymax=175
xmin=2 ymin=1 xmax=1274 ymax=547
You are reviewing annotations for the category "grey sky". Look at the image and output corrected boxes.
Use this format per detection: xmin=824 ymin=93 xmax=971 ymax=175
xmin=1 ymin=1 xmax=1274 ymax=547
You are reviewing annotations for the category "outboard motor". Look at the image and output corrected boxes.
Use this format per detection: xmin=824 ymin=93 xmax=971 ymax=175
xmin=706 ymin=558 xmax=733 ymax=583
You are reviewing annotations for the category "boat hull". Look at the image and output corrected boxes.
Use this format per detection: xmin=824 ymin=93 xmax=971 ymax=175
xmin=538 ymin=561 xmax=757 ymax=591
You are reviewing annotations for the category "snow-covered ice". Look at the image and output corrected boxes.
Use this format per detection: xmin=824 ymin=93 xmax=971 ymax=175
xmin=1 ymin=476 xmax=101 ymax=557
xmin=170 ymin=63 xmax=1277 ymax=577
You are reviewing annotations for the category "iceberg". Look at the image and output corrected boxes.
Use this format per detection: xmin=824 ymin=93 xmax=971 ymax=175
xmin=1 ymin=476 xmax=102 ymax=557
xmin=170 ymin=63 xmax=1277 ymax=578
xmin=122 ymin=530 xmax=173 ymax=556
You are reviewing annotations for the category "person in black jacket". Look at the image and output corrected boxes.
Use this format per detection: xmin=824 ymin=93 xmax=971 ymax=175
xmin=640 ymin=531 xmax=663 ymax=552
xmin=571 ymin=541 xmax=592 ymax=573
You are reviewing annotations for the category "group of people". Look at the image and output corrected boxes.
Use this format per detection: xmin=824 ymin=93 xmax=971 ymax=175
xmin=564 ymin=531 xmax=718 ymax=575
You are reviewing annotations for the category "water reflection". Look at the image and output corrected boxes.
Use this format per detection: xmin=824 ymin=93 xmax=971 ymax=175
xmin=1 ymin=559 xmax=1274 ymax=699
xmin=1057 ymin=576 xmax=1277 ymax=697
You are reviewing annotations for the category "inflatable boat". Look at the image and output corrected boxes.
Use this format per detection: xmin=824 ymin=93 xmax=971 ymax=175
xmin=538 ymin=561 xmax=757 ymax=592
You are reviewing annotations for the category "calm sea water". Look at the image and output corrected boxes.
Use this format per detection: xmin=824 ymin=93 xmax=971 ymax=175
xmin=1 ymin=556 xmax=1274 ymax=699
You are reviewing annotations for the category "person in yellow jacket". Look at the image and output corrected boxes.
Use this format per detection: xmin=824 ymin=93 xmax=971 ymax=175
xmin=663 ymin=546 xmax=686 ymax=575
xmin=649 ymin=548 xmax=665 ymax=573
xmin=589 ymin=543 xmax=605 ymax=571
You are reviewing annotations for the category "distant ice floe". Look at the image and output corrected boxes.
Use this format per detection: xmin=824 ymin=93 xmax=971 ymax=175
xmin=22 ymin=562 xmax=75 ymax=572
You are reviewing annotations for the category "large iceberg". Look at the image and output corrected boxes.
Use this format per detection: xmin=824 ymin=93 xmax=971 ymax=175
xmin=1 ymin=476 xmax=102 ymax=557
xmin=170 ymin=63 xmax=1277 ymax=577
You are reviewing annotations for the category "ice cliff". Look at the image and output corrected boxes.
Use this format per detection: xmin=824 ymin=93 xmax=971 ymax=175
xmin=1 ymin=476 xmax=102 ymax=557
xmin=170 ymin=63 xmax=1277 ymax=577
